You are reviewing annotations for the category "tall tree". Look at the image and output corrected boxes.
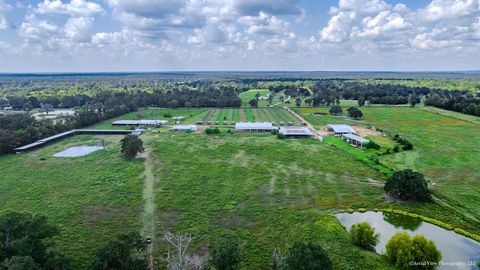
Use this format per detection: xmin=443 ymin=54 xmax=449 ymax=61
xmin=384 ymin=169 xmax=431 ymax=202
xmin=120 ymin=135 xmax=144 ymax=158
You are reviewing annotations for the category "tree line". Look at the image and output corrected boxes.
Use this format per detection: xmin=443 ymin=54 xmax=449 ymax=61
xmin=0 ymin=89 xmax=241 ymax=155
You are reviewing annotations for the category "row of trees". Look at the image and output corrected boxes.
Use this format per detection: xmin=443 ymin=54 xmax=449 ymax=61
xmin=425 ymin=92 xmax=480 ymax=116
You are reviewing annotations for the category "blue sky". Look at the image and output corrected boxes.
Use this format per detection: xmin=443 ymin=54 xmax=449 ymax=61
xmin=0 ymin=0 xmax=479 ymax=72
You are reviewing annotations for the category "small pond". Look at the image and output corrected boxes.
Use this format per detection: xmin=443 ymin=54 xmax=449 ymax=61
xmin=336 ymin=211 xmax=480 ymax=269
xmin=53 ymin=146 xmax=103 ymax=157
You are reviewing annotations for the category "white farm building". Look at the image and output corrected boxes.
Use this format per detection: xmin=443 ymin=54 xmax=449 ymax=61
xmin=235 ymin=122 xmax=274 ymax=132
xmin=279 ymin=127 xmax=314 ymax=137
xmin=112 ymin=120 xmax=168 ymax=127
xmin=170 ymin=125 xmax=197 ymax=132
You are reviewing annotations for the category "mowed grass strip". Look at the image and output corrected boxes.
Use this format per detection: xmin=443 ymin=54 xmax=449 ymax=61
xmin=216 ymin=109 xmax=227 ymax=122
xmin=245 ymin=108 xmax=255 ymax=122
xmin=239 ymin=109 xmax=247 ymax=121
xmin=232 ymin=109 xmax=240 ymax=122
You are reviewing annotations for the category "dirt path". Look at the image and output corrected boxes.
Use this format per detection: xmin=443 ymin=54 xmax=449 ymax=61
xmin=140 ymin=146 xmax=157 ymax=270
xmin=283 ymin=107 xmax=322 ymax=140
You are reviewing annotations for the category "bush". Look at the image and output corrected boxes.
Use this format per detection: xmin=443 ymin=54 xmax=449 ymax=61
xmin=347 ymin=107 xmax=363 ymax=119
xmin=285 ymin=242 xmax=332 ymax=270
xmin=92 ymin=232 xmax=147 ymax=270
xmin=384 ymin=169 xmax=431 ymax=202
xmin=211 ymin=236 xmax=241 ymax=270
xmin=393 ymin=145 xmax=400 ymax=152
xmin=349 ymin=222 xmax=379 ymax=251
xmin=277 ymin=133 xmax=286 ymax=139
xmin=163 ymin=113 xmax=172 ymax=118
xmin=364 ymin=140 xmax=380 ymax=150
xmin=386 ymin=232 xmax=441 ymax=270
xmin=205 ymin=128 xmax=221 ymax=134
xmin=329 ymin=105 xmax=342 ymax=115
xmin=120 ymin=135 xmax=144 ymax=158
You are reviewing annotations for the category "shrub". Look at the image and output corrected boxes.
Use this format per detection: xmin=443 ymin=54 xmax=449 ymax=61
xmin=385 ymin=232 xmax=441 ymax=270
xmin=347 ymin=107 xmax=363 ymax=119
xmin=364 ymin=140 xmax=380 ymax=150
xmin=277 ymin=133 xmax=286 ymax=139
xmin=163 ymin=113 xmax=172 ymax=118
xmin=92 ymin=232 xmax=147 ymax=270
xmin=384 ymin=169 xmax=431 ymax=202
xmin=329 ymin=105 xmax=342 ymax=115
xmin=120 ymin=135 xmax=144 ymax=158
xmin=211 ymin=236 xmax=241 ymax=270
xmin=349 ymin=222 xmax=379 ymax=251
xmin=393 ymin=145 xmax=400 ymax=152
xmin=205 ymin=128 xmax=221 ymax=134
xmin=285 ymin=242 xmax=332 ymax=270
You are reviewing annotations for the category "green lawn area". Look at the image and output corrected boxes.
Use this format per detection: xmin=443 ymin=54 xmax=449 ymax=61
xmin=239 ymin=89 xmax=270 ymax=106
xmin=0 ymin=135 xmax=145 ymax=269
xmin=148 ymin=132 xmax=395 ymax=269
xmin=301 ymin=106 xmax=480 ymax=224
xmin=87 ymin=108 xmax=208 ymax=129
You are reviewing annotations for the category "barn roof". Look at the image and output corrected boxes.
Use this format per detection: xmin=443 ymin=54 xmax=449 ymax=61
xmin=235 ymin=122 xmax=273 ymax=130
xmin=342 ymin=133 xmax=369 ymax=143
xmin=112 ymin=120 xmax=168 ymax=125
xmin=327 ymin=124 xmax=355 ymax=133
xmin=171 ymin=125 xmax=197 ymax=131
xmin=279 ymin=127 xmax=314 ymax=136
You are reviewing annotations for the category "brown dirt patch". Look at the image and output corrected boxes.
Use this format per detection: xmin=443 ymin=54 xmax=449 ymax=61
xmin=353 ymin=126 xmax=382 ymax=136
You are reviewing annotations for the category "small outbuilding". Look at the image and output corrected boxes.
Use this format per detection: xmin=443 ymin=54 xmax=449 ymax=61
xmin=235 ymin=122 xmax=274 ymax=132
xmin=112 ymin=119 xmax=168 ymax=127
xmin=327 ymin=124 xmax=356 ymax=135
xmin=279 ymin=127 xmax=314 ymax=137
xmin=341 ymin=133 xmax=369 ymax=147
xmin=170 ymin=125 xmax=197 ymax=132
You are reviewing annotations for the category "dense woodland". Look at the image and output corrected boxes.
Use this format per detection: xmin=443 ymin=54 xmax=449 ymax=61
xmin=1 ymin=75 xmax=479 ymax=155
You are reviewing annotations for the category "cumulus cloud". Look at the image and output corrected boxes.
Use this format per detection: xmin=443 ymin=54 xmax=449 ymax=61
xmin=36 ymin=0 xmax=104 ymax=17
xmin=0 ymin=0 xmax=13 ymax=29
xmin=19 ymin=14 xmax=59 ymax=42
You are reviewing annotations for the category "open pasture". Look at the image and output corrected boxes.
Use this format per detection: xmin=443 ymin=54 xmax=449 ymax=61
xmin=0 ymin=134 xmax=145 ymax=269
xmin=300 ymin=106 xmax=480 ymax=223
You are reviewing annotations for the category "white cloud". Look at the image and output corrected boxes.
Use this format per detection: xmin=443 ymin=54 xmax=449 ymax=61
xmin=36 ymin=0 xmax=104 ymax=17
xmin=64 ymin=17 xmax=94 ymax=41
xmin=0 ymin=0 xmax=13 ymax=29
xmin=19 ymin=14 xmax=59 ymax=42
xmin=238 ymin=12 xmax=290 ymax=36
xmin=418 ymin=0 xmax=479 ymax=22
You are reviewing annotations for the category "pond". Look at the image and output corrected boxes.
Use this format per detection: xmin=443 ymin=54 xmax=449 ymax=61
xmin=53 ymin=146 xmax=103 ymax=157
xmin=336 ymin=211 xmax=480 ymax=270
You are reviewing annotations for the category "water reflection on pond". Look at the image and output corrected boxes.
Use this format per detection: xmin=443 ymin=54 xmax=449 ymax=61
xmin=335 ymin=211 xmax=480 ymax=270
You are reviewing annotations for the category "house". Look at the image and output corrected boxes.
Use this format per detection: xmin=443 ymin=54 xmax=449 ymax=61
xmin=341 ymin=133 xmax=369 ymax=147
xmin=112 ymin=120 xmax=168 ymax=127
xmin=170 ymin=125 xmax=197 ymax=132
xmin=258 ymin=96 xmax=270 ymax=101
xmin=235 ymin=122 xmax=274 ymax=132
xmin=327 ymin=124 xmax=356 ymax=135
xmin=279 ymin=127 xmax=314 ymax=137
xmin=172 ymin=116 xmax=184 ymax=120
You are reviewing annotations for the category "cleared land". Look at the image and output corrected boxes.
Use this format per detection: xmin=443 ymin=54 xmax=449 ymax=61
xmin=300 ymin=106 xmax=480 ymax=223
xmin=0 ymin=135 xmax=144 ymax=269
xmin=1 ymin=106 xmax=479 ymax=269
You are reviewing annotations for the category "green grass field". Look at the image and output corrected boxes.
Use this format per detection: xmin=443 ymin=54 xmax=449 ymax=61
xmin=0 ymin=135 xmax=145 ymax=269
xmin=300 ymin=106 xmax=480 ymax=223
xmin=1 ymin=105 xmax=479 ymax=269
xmin=200 ymin=108 xmax=300 ymax=124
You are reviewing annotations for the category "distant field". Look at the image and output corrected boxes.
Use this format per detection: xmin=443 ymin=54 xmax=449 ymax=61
xmin=200 ymin=108 xmax=299 ymax=124
xmin=0 ymin=135 xmax=144 ymax=269
xmin=87 ymin=108 xmax=208 ymax=129
xmin=300 ymin=106 xmax=480 ymax=222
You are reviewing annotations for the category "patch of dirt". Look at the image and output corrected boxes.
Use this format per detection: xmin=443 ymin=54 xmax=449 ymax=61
xmin=82 ymin=205 xmax=122 ymax=227
xmin=230 ymin=150 xmax=251 ymax=167
xmin=211 ymin=211 xmax=256 ymax=229
xmin=353 ymin=126 xmax=382 ymax=136
xmin=158 ymin=211 xmax=183 ymax=230
xmin=195 ymin=125 xmax=206 ymax=133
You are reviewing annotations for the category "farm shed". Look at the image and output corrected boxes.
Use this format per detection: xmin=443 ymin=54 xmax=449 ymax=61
xmin=342 ymin=133 xmax=369 ymax=147
xmin=235 ymin=122 xmax=274 ymax=132
xmin=327 ymin=124 xmax=356 ymax=135
xmin=171 ymin=125 xmax=197 ymax=132
xmin=14 ymin=129 xmax=133 ymax=153
xmin=112 ymin=120 xmax=168 ymax=127
xmin=279 ymin=127 xmax=314 ymax=137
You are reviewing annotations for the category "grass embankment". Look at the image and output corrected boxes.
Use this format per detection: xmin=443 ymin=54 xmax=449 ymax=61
xmin=0 ymin=135 xmax=144 ymax=269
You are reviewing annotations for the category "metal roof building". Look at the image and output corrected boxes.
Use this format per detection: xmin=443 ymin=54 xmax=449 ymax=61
xmin=112 ymin=120 xmax=168 ymax=127
xmin=341 ymin=133 xmax=369 ymax=147
xmin=327 ymin=124 xmax=356 ymax=135
xmin=279 ymin=127 xmax=314 ymax=137
xmin=235 ymin=122 xmax=274 ymax=132
xmin=170 ymin=125 xmax=197 ymax=132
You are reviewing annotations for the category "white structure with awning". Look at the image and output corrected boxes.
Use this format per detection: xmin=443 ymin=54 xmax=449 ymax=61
xmin=341 ymin=133 xmax=369 ymax=147
xmin=327 ymin=124 xmax=356 ymax=135
xmin=235 ymin=122 xmax=274 ymax=132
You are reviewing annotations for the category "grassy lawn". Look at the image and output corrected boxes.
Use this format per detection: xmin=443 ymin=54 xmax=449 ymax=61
xmin=301 ymin=106 xmax=480 ymax=224
xmin=87 ymin=108 xmax=208 ymax=129
xmin=0 ymin=135 xmax=145 ymax=269
xmin=148 ymin=132 xmax=395 ymax=269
